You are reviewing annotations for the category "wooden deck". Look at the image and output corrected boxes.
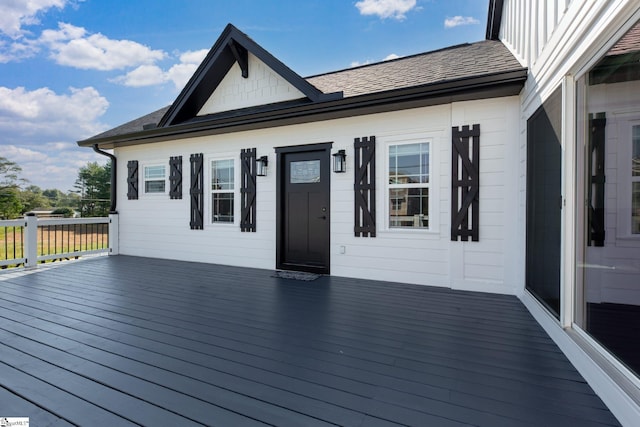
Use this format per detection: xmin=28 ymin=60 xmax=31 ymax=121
xmin=0 ymin=256 xmax=620 ymax=426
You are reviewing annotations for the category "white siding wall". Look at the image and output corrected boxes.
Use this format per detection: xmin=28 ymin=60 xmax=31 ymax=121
xmin=116 ymin=96 xmax=521 ymax=295
xmin=450 ymin=98 xmax=522 ymax=294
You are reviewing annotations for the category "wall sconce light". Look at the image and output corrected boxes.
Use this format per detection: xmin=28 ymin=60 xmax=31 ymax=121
xmin=333 ymin=149 xmax=347 ymax=173
xmin=256 ymin=155 xmax=268 ymax=176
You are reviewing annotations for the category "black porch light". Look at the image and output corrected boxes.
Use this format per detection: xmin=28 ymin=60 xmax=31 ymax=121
xmin=256 ymin=155 xmax=268 ymax=177
xmin=333 ymin=149 xmax=347 ymax=173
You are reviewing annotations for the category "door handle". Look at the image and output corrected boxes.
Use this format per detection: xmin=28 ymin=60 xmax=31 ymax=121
xmin=318 ymin=215 xmax=327 ymax=220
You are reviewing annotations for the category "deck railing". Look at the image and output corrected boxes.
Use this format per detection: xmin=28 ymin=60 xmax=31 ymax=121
xmin=0 ymin=213 xmax=118 ymax=269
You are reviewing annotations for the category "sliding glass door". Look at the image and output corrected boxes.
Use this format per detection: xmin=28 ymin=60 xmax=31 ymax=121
xmin=576 ymin=20 xmax=640 ymax=377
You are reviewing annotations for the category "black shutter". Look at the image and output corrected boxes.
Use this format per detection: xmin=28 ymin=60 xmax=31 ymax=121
xmin=451 ymin=124 xmax=480 ymax=241
xmin=588 ymin=113 xmax=606 ymax=246
xmin=240 ymin=148 xmax=257 ymax=232
xmin=127 ymin=160 xmax=138 ymax=200
xmin=190 ymin=153 xmax=204 ymax=230
xmin=354 ymin=136 xmax=376 ymax=237
xmin=169 ymin=156 xmax=183 ymax=199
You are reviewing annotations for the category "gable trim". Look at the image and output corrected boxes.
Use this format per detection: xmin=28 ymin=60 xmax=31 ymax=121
xmin=486 ymin=0 xmax=504 ymax=40
xmin=158 ymin=24 xmax=342 ymax=127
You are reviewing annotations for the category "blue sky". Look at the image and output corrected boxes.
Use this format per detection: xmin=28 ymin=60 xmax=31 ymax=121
xmin=1 ymin=0 xmax=489 ymax=192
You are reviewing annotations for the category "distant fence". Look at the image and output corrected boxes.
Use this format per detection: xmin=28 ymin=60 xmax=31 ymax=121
xmin=0 ymin=214 xmax=117 ymax=269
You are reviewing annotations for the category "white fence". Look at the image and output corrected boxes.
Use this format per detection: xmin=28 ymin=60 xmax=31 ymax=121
xmin=0 ymin=213 xmax=118 ymax=269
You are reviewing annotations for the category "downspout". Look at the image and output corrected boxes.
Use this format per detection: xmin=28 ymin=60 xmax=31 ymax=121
xmin=92 ymin=144 xmax=117 ymax=213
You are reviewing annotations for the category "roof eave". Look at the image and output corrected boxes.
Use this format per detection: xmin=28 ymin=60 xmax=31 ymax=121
xmin=79 ymin=68 xmax=527 ymax=149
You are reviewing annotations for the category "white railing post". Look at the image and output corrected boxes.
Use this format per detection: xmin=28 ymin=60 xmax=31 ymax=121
xmin=24 ymin=213 xmax=38 ymax=268
xmin=109 ymin=212 xmax=119 ymax=255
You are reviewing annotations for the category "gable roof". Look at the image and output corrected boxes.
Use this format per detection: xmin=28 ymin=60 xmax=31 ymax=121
xmin=159 ymin=23 xmax=342 ymax=127
xmin=307 ymin=40 xmax=521 ymax=97
xmin=80 ymin=25 xmax=526 ymax=149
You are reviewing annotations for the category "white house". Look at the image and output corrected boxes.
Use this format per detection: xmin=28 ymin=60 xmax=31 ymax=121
xmin=80 ymin=1 xmax=640 ymax=424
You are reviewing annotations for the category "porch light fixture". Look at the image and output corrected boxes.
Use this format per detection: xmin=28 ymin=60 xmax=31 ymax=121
xmin=333 ymin=150 xmax=347 ymax=173
xmin=256 ymin=155 xmax=268 ymax=176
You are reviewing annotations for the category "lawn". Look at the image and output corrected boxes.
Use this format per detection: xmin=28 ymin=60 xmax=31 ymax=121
xmin=1 ymin=224 xmax=108 ymax=267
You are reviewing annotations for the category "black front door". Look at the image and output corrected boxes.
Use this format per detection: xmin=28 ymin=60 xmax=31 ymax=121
xmin=276 ymin=144 xmax=331 ymax=274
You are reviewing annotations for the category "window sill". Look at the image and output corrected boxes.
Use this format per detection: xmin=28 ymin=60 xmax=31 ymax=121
xmin=378 ymin=227 xmax=440 ymax=237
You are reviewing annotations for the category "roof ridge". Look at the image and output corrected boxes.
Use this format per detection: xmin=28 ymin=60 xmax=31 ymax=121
xmin=305 ymin=41 xmax=484 ymax=79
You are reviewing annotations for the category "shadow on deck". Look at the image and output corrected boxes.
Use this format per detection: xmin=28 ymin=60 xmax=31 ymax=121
xmin=0 ymin=256 xmax=621 ymax=426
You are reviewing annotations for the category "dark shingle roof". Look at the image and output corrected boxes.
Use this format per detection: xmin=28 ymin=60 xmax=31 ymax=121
xmin=89 ymin=106 xmax=170 ymax=141
xmin=307 ymin=40 xmax=522 ymax=97
xmin=81 ymin=39 xmax=524 ymax=145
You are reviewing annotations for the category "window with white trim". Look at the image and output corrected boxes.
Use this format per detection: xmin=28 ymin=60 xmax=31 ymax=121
xmin=632 ymin=125 xmax=640 ymax=234
xmin=211 ymin=158 xmax=234 ymax=223
xmin=143 ymin=165 xmax=166 ymax=193
xmin=388 ymin=142 xmax=430 ymax=228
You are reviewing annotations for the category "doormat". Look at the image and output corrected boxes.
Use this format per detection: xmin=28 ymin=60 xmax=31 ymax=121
xmin=272 ymin=270 xmax=321 ymax=281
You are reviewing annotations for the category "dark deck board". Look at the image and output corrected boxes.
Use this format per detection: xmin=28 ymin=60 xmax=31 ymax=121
xmin=0 ymin=256 xmax=621 ymax=426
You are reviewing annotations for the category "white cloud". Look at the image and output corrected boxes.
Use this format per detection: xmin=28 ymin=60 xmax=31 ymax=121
xmin=0 ymin=86 xmax=108 ymax=138
xmin=444 ymin=16 xmax=480 ymax=28
xmin=351 ymin=53 xmax=402 ymax=68
xmin=110 ymin=64 xmax=167 ymax=87
xmin=3 ymin=143 xmax=105 ymax=191
xmin=0 ymin=85 xmax=109 ymax=191
xmin=166 ymin=49 xmax=208 ymax=89
xmin=355 ymin=0 xmax=417 ymax=20
xmin=0 ymin=0 xmax=68 ymax=38
xmin=111 ymin=48 xmax=208 ymax=90
xmin=178 ymin=49 xmax=208 ymax=65
xmin=350 ymin=60 xmax=371 ymax=68
xmin=39 ymin=22 xmax=166 ymax=70
xmin=165 ymin=63 xmax=198 ymax=90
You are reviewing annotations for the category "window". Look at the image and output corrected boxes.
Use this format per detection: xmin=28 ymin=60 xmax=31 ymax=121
xmin=388 ymin=142 xmax=429 ymax=228
xmin=211 ymin=159 xmax=234 ymax=223
xmin=144 ymin=165 xmax=166 ymax=193
xmin=632 ymin=125 xmax=640 ymax=234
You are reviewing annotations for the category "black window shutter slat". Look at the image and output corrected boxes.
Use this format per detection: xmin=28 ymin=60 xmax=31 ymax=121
xmin=588 ymin=113 xmax=606 ymax=246
xmin=240 ymin=148 xmax=257 ymax=232
xmin=190 ymin=153 xmax=204 ymax=230
xmin=354 ymin=136 xmax=376 ymax=237
xmin=451 ymin=124 xmax=480 ymax=242
xmin=127 ymin=160 xmax=138 ymax=200
xmin=169 ymin=156 xmax=183 ymax=199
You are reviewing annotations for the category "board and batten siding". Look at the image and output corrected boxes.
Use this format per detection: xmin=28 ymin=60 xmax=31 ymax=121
xmin=503 ymin=0 xmax=639 ymax=117
xmin=501 ymin=0 xmax=573 ymax=68
xmin=115 ymin=97 xmax=521 ymax=295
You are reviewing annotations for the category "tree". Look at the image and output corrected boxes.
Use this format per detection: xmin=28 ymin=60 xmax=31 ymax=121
xmin=74 ymin=161 xmax=111 ymax=217
xmin=0 ymin=187 xmax=22 ymax=219
xmin=0 ymin=157 xmax=27 ymax=219
xmin=43 ymin=188 xmax=81 ymax=209
xmin=19 ymin=185 xmax=52 ymax=213
xmin=51 ymin=207 xmax=76 ymax=218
